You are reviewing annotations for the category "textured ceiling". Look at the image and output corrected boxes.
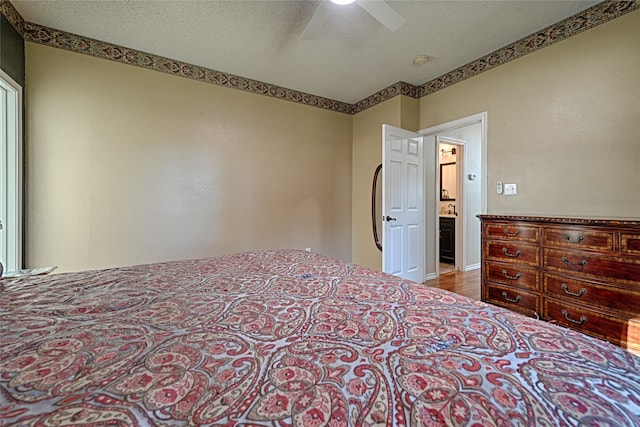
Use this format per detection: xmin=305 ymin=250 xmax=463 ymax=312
xmin=12 ymin=0 xmax=600 ymax=104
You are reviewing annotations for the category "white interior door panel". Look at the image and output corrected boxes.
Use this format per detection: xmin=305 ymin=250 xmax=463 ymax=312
xmin=382 ymin=125 xmax=424 ymax=282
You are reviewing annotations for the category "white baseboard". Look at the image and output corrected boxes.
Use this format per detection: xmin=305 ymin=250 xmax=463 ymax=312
xmin=463 ymin=263 xmax=480 ymax=272
xmin=424 ymin=272 xmax=438 ymax=282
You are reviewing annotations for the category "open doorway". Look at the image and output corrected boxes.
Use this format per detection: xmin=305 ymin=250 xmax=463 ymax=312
xmin=422 ymin=112 xmax=487 ymax=280
xmin=378 ymin=112 xmax=486 ymax=282
xmin=438 ymin=138 xmax=464 ymax=274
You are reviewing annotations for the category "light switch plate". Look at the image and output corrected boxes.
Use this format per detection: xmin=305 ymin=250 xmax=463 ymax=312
xmin=504 ymin=183 xmax=517 ymax=195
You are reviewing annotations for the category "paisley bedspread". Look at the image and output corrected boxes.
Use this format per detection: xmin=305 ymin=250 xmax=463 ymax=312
xmin=1 ymin=249 xmax=639 ymax=426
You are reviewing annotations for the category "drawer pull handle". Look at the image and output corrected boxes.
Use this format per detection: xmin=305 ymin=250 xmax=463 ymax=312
xmin=502 ymin=269 xmax=521 ymax=280
xmin=502 ymin=247 xmax=521 ymax=258
xmin=503 ymin=229 xmax=520 ymax=237
xmin=561 ymin=309 xmax=588 ymax=325
xmin=561 ymin=283 xmax=587 ymax=297
xmin=501 ymin=291 xmax=522 ymax=303
xmin=563 ymin=234 xmax=585 ymax=244
xmin=561 ymin=257 xmax=588 ymax=267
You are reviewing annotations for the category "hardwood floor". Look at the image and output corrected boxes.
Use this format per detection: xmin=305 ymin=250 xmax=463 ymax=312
xmin=439 ymin=262 xmax=455 ymax=274
xmin=424 ymin=268 xmax=481 ymax=300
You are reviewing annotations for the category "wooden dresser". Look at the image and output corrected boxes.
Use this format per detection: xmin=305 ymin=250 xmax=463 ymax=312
xmin=479 ymin=215 xmax=640 ymax=354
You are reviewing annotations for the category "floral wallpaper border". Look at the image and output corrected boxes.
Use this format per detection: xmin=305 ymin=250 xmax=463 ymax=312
xmin=2 ymin=0 xmax=637 ymax=115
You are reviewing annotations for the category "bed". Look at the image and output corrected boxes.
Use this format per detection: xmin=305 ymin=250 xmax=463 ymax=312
xmin=1 ymin=249 xmax=639 ymax=426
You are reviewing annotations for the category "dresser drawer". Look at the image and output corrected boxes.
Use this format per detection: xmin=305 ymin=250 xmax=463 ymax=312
xmin=485 ymin=241 xmax=539 ymax=267
xmin=543 ymin=298 xmax=639 ymax=351
xmin=544 ymin=248 xmax=640 ymax=286
xmin=621 ymin=233 xmax=640 ymax=255
xmin=485 ymin=262 xmax=539 ymax=291
xmin=543 ymin=273 xmax=640 ymax=315
xmin=484 ymin=223 xmax=539 ymax=242
xmin=484 ymin=283 xmax=539 ymax=317
xmin=543 ymin=227 xmax=614 ymax=252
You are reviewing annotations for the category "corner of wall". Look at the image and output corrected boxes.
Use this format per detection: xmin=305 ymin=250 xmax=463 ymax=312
xmin=400 ymin=95 xmax=420 ymax=131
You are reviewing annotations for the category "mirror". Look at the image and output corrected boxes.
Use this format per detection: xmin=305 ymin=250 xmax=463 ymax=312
xmin=372 ymin=164 xmax=383 ymax=251
xmin=440 ymin=162 xmax=456 ymax=201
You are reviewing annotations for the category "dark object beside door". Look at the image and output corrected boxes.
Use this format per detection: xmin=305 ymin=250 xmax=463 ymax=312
xmin=440 ymin=217 xmax=455 ymax=264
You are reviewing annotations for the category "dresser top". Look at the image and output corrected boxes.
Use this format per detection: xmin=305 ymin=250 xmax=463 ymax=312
xmin=477 ymin=214 xmax=640 ymax=227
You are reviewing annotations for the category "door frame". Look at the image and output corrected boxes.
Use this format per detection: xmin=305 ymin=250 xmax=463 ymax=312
xmin=0 ymin=69 xmax=23 ymax=272
xmin=420 ymin=112 xmax=487 ymax=279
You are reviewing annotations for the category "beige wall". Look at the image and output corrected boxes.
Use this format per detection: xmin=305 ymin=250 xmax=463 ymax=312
xmin=26 ymin=43 xmax=352 ymax=272
xmin=351 ymin=96 xmax=418 ymax=270
xmin=420 ymin=10 xmax=640 ymax=218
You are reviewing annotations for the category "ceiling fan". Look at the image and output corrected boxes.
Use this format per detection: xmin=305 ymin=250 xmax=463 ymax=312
xmin=301 ymin=0 xmax=406 ymax=40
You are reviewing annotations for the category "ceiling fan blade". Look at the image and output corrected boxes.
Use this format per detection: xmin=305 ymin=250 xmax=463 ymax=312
xmin=356 ymin=0 xmax=405 ymax=32
xmin=301 ymin=1 xmax=333 ymax=40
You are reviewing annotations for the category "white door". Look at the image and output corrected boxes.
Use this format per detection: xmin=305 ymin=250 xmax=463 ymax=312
xmin=382 ymin=124 xmax=424 ymax=282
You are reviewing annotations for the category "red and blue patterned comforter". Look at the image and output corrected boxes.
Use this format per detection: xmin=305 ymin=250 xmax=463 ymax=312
xmin=1 ymin=249 xmax=639 ymax=426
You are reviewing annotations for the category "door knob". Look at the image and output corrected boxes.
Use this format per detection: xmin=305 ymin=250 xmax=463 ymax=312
xmin=384 ymin=215 xmax=397 ymax=222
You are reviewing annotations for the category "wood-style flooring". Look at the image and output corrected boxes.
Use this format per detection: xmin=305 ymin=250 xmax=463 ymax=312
xmin=424 ymin=268 xmax=481 ymax=301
